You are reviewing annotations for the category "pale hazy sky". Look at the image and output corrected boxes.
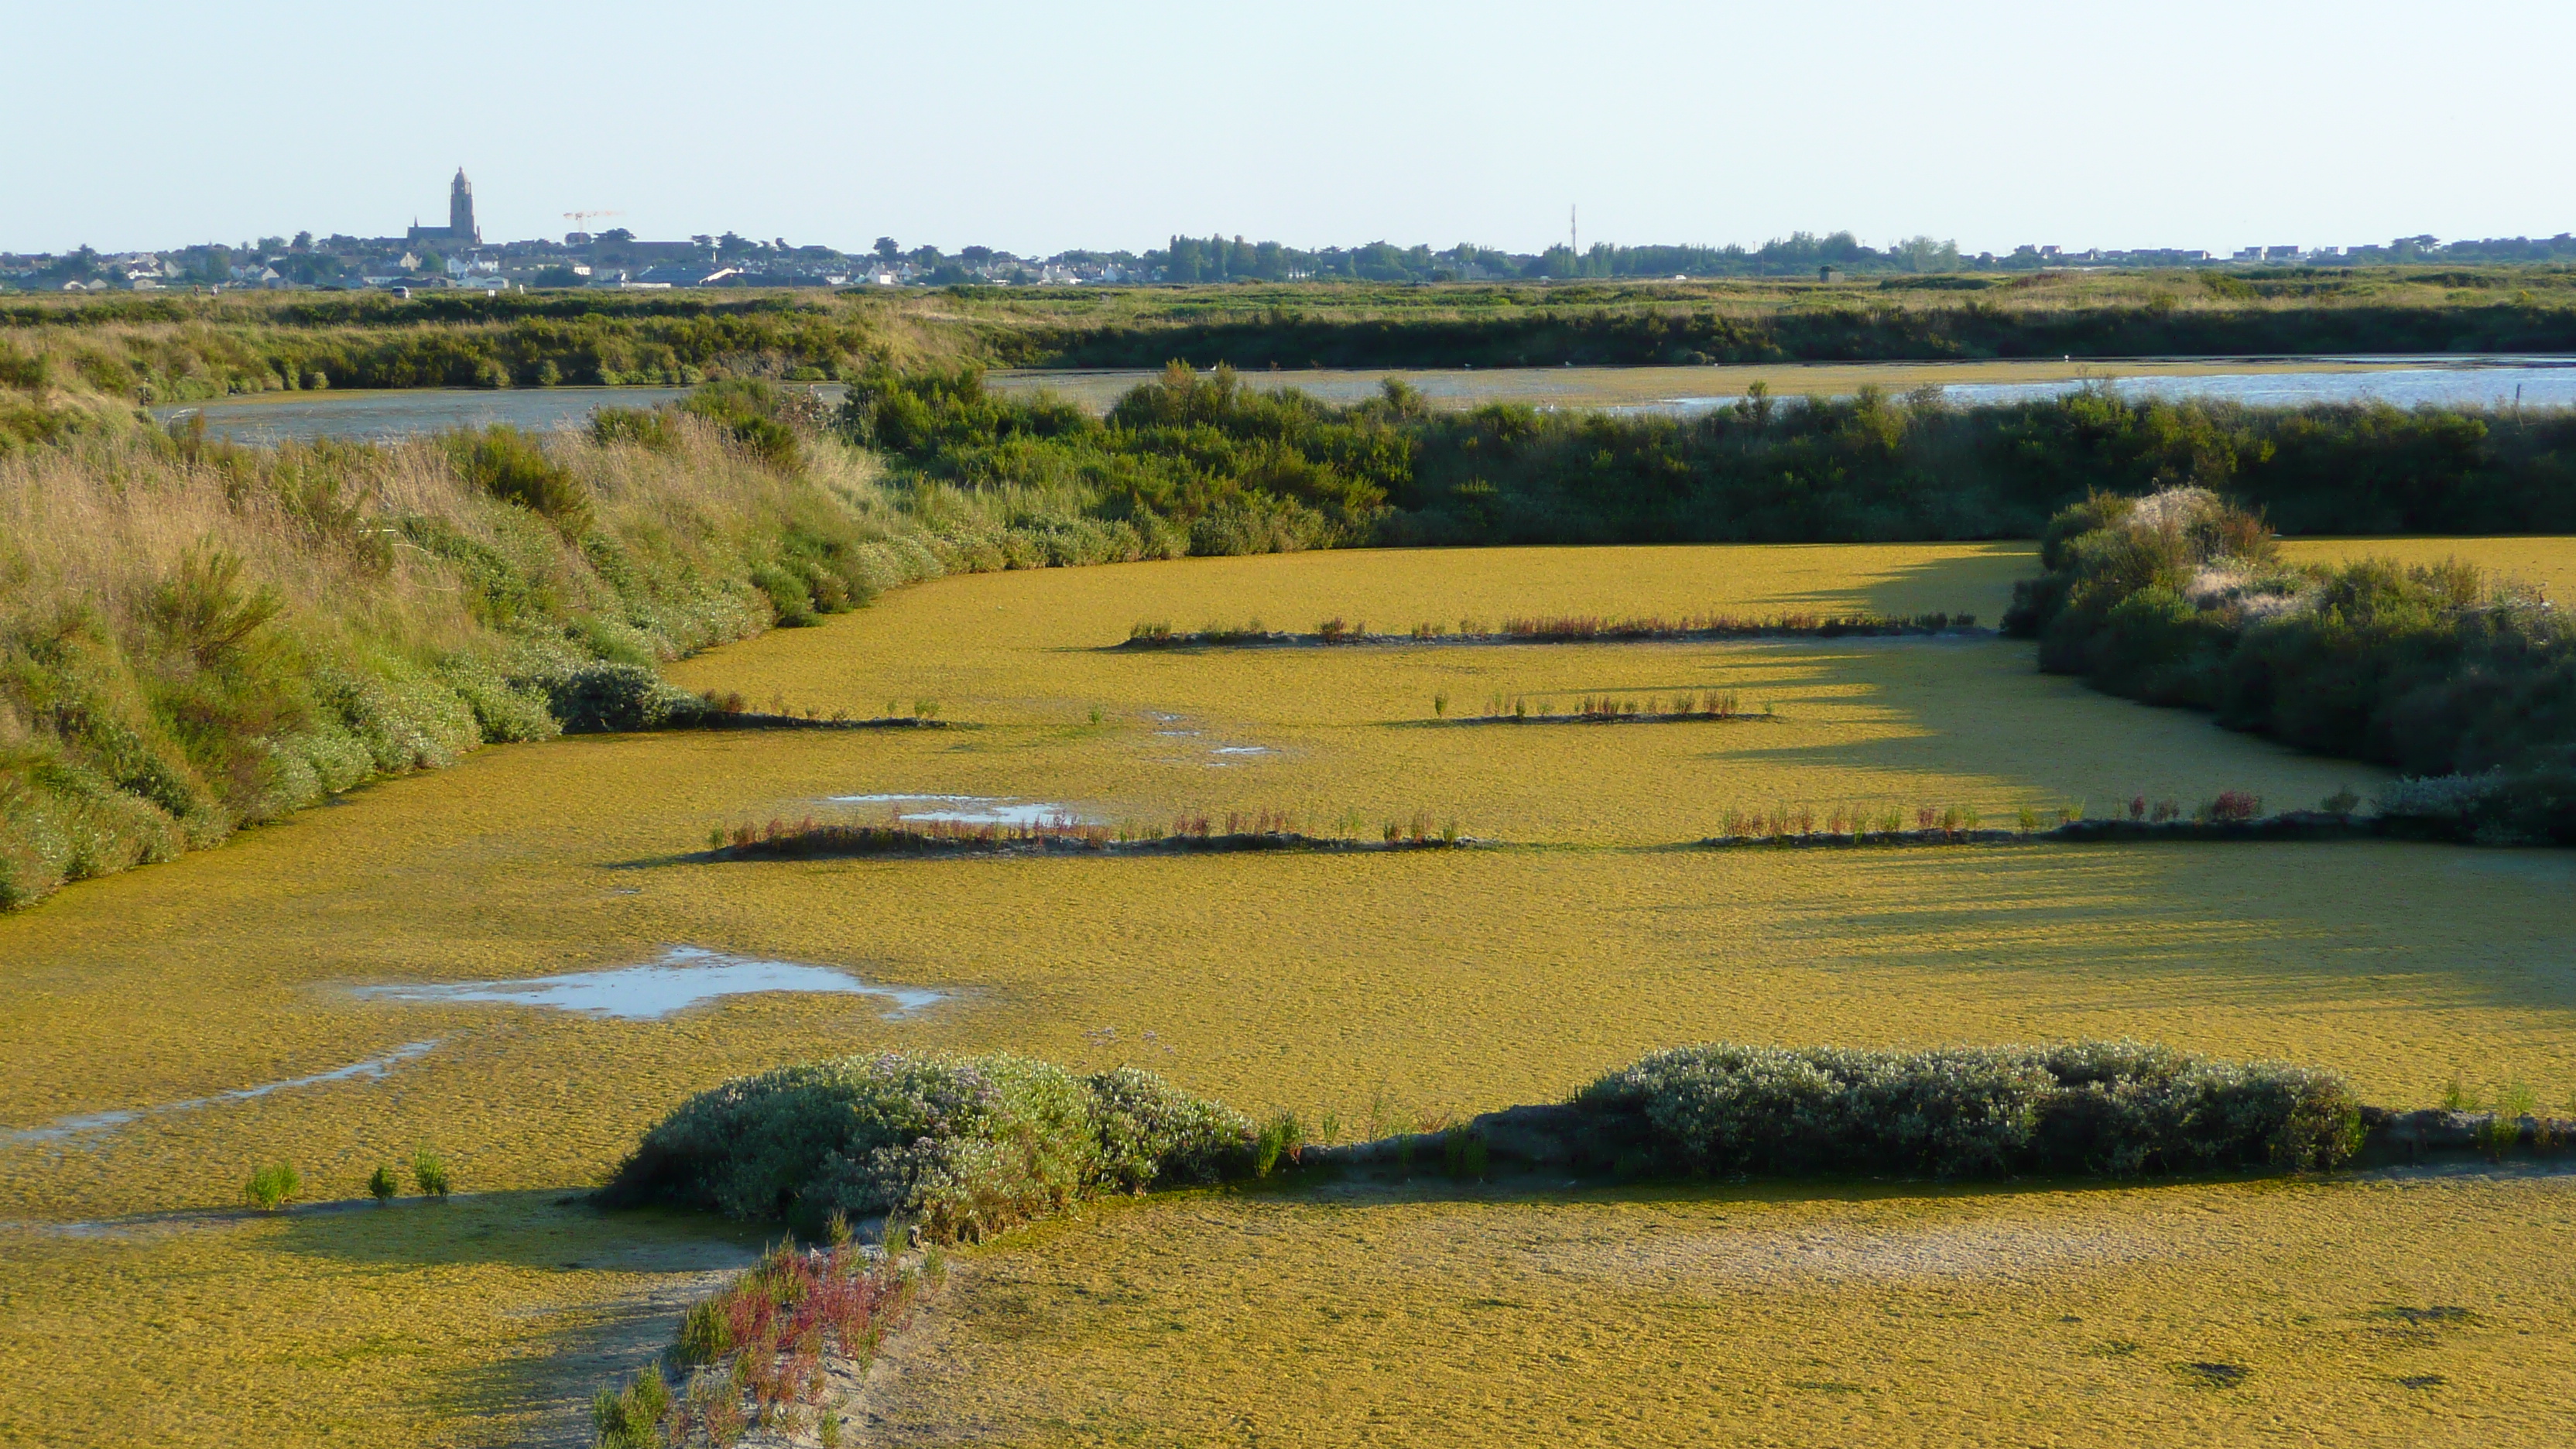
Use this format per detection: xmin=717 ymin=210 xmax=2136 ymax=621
xmin=9 ymin=0 xmax=2571 ymax=257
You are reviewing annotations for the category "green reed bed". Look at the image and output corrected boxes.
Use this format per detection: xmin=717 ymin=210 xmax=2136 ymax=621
xmin=1122 ymin=611 xmax=1975 ymax=650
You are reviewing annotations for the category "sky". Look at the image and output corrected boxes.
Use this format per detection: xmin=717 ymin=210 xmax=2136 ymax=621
xmin=8 ymin=0 xmax=2572 ymax=258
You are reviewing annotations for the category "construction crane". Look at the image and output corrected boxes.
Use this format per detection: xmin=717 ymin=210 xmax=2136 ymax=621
xmin=561 ymin=210 xmax=623 ymax=235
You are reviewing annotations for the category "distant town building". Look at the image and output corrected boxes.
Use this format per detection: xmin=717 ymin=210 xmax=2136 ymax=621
xmin=408 ymin=169 xmax=481 ymax=247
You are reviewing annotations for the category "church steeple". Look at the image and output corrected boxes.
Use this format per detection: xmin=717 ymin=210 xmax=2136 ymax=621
xmin=449 ymin=168 xmax=478 ymax=244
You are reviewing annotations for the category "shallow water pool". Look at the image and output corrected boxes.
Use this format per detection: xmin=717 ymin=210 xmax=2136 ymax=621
xmin=349 ymin=946 xmax=942 ymax=1020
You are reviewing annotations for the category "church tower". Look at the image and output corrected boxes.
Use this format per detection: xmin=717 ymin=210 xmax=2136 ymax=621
xmin=449 ymin=169 xmax=478 ymax=245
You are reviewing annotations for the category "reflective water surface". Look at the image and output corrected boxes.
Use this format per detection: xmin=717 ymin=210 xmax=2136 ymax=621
xmin=349 ymin=946 xmax=943 ymax=1020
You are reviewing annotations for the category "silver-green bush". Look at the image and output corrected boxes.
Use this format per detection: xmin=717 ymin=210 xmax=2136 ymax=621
xmin=602 ymin=1052 xmax=1255 ymax=1242
xmin=1577 ymin=1041 xmax=2362 ymax=1177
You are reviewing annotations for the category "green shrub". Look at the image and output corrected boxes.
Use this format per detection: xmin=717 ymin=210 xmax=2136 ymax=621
xmin=540 ymin=663 xmax=703 ymax=734
xmin=591 ymin=1364 xmax=670 ymax=1449
xmin=588 ymin=406 xmax=677 ymax=451
xmin=1253 ymin=1110 xmax=1305 ymax=1177
xmin=368 ymin=1163 xmax=399 ymax=1203
xmin=243 ymin=1160 xmax=300 ymax=1210
xmin=1577 ymin=1041 xmax=2362 ymax=1178
xmin=677 ymin=1297 xmax=733 ymax=1365
xmin=446 ymin=425 xmax=592 ymax=532
xmin=143 ymin=544 xmax=285 ymax=667
xmin=600 ymin=1052 xmax=1255 ymax=1242
xmin=2007 ymin=487 xmax=2576 ymax=799
xmin=412 ymin=1146 xmax=451 ymax=1199
xmin=1088 ymin=1066 xmax=1261 ymax=1190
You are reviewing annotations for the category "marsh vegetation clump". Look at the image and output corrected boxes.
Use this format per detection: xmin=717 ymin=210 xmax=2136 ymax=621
xmin=1436 ymin=687 xmax=1767 ymax=726
xmin=411 ymin=1146 xmax=451 ymax=1200
xmin=599 ymin=1051 xmax=1259 ymax=1243
xmin=2007 ymin=486 xmax=2576 ymax=843
xmin=1708 ymin=800 xmax=2019 ymax=846
xmin=1576 ymin=1042 xmax=2365 ymax=1177
xmin=242 ymin=1160 xmax=301 ymax=1211
xmin=591 ymin=1364 xmax=670 ymax=1449
xmin=652 ymin=1236 xmax=930 ymax=1448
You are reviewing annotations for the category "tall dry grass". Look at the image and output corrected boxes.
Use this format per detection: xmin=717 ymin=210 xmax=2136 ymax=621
xmin=0 ymin=399 xmax=1051 ymax=909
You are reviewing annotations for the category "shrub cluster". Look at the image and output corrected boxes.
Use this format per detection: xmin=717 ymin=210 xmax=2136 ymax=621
xmin=2003 ymin=486 xmax=2576 ymax=841
xmin=841 ymin=362 xmax=1400 ymax=553
xmin=850 ymin=366 xmax=2576 ymax=546
xmin=1577 ymin=1041 xmax=2364 ymax=1177
xmin=599 ymin=1052 xmax=1256 ymax=1242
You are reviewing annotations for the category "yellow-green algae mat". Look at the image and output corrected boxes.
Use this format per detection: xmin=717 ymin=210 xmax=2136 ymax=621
xmin=5 ymin=542 xmax=2574 ymax=1446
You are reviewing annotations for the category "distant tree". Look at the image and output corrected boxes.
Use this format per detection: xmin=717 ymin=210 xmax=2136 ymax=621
xmin=277 ymin=253 xmax=342 ymax=284
xmin=39 ymin=245 xmax=101 ymax=283
xmin=1893 ymin=235 xmax=1962 ymax=272
xmin=597 ymin=228 xmax=634 ymax=244
xmin=960 ymin=245 xmax=994 ymax=263
xmin=874 ymin=236 xmax=900 ymax=261
xmin=257 ymin=236 xmax=286 ymax=253
xmin=291 ymin=230 xmax=313 ymax=252
xmin=532 ymin=265 xmax=587 ymax=288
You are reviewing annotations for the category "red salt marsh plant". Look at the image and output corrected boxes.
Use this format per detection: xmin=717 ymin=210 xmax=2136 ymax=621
xmin=640 ymin=1235 xmax=934 ymax=1447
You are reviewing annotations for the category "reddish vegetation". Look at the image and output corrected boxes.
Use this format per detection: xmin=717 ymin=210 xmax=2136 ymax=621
xmin=667 ymin=1238 xmax=927 ymax=1444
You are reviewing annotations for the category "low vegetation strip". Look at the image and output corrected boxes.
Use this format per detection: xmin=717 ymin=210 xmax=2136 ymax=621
xmin=707 ymin=810 xmax=1474 ymax=859
xmin=2003 ymin=487 xmax=2576 ymax=844
xmin=1427 ymin=688 xmax=1773 ymax=724
xmin=1121 ymin=611 xmax=1973 ymax=649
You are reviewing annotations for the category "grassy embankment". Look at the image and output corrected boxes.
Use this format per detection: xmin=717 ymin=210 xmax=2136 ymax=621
xmin=8 ymin=261 xmax=2576 ymax=418
xmin=0 ymin=381 xmax=1078 ymax=909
